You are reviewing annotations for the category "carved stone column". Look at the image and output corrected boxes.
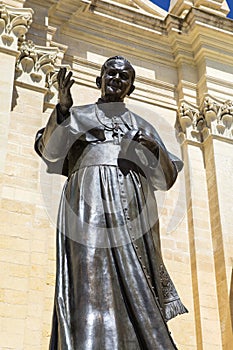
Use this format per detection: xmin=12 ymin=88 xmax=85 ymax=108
xmin=176 ymin=96 xmax=233 ymax=349
xmin=201 ymin=97 xmax=233 ymax=349
xmin=0 ymin=3 xmax=33 ymax=172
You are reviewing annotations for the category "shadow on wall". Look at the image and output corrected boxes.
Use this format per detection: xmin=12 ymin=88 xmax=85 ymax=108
xmin=230 ymin=268 xmax=233 ymax=332
xmin=11 ymin=85 xmax=19 ymax=111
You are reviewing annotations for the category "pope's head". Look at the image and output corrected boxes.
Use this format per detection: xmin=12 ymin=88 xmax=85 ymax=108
xmin=96 ymin=56 xmax=135 ymax=103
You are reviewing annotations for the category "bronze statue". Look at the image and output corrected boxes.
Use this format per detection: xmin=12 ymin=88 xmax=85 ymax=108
xmin=35 ymin=56 xmax=187 ymax=349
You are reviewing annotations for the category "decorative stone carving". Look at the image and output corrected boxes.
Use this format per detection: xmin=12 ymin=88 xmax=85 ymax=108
xmin=220 ymin=100 xmax=233 ymax=128
xmin=202 ymin=97 xmax=233 ymax=138
xmin=0 ymin=3 xmax=33 ymax=49
xmin=176 ymin=96 xmax=233 ymax=142
xmin=176 ymin=102 xmax=203 ymax=142
xmin=45 ymin=70 xmax=59 ymax=101
xmin=202 ymin=97 xmax=219 ymax=127
xmin=15 ymin=39 xmax=59 ymax=89
xmin=177 ymin=102 xmax=198 ymax=132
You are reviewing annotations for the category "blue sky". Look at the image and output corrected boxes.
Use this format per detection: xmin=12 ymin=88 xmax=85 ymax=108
xmin=151 ymin=0 xmax=233 ymax=19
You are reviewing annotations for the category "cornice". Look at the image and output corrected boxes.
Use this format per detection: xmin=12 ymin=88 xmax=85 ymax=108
xmin=47 ymin=0 xmax=178 ymax=68
xmin=197 ymin=75 xmax=233 ymax=100
xmin=59 ymin=1 xmax=166 ymax=35
xmin=86 ymin=0 xmax=165 ymax=25
xmin=14 ymin=79 xmax=48 ymax=94
xmin=167 ymin=8 xmax=233 ymax=43
xmin=48 ymin=0 xmax=168 ymax=38
xmin=48 ymin=0 xmax=167 ymax=25
xmin=191 ymin=34 xmax=233 ymax=67
xmin=169 ymin=0 xmax=230 ymax=18
xmin=58 ymin=19 xmax=175 ymax=67
xmin=166 ymin=8 xmax=233 ymax=68
xmin=46 ymin=3 xmax=233 ymax=71
xmin=48 ymin=1 xmax=233 ymax=41
xmin=184 ymin=7 xmax=233 ymax=35
xmin=48 ymin=0 xmax=87 ymax=25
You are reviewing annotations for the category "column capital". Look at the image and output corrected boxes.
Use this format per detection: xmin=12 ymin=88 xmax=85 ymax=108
xmin=0 ymin=3 xmax=33 ymax=53
xmin=15 ymin=39 xmax=59 ymax=93
xmin=175 ymin=100 xmax=202 ymax=143
xmin=175 ymin=96 xmax=233 ymax=143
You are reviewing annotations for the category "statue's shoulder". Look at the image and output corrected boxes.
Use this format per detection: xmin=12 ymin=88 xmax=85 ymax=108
xmin=69 ymin=103 xmax=102 ymax=131
xmin=129 ymin=110 xmax=159 ymax=136
xmin=70 ymin=103 xmax=96 ymax=115
xmin=70 ymin=104 xmax=98 ymax=126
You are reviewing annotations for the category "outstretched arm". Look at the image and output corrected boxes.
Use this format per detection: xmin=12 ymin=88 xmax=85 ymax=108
xmin=35 ymin=67 xmax=75 ymax=164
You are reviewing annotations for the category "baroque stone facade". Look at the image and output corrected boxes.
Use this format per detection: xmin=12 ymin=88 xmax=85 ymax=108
xmin=0 ymin=0 xmax=233 ymax=349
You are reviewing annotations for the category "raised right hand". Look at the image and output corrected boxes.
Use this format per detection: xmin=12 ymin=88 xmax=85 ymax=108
xmin=57 ymin=67 xmax=75 ymax=116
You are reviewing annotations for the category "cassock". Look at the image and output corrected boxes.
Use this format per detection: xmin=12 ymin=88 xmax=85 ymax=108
xmin=35 ymin=102 xmax=187 ymax=350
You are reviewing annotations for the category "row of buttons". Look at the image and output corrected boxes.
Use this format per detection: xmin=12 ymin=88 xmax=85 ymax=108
xmin=117 ymin=168 xmax=165 ymax=317
xmin=118 ymin=169 xmax=158 ymax=292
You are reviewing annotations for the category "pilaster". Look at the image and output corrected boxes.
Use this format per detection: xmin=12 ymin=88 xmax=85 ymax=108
xmin=5 ymin=38 xmax=61 ymax=349
xmin=0 ymin=3 xmax=33 ymax=172
xmin=176 ymin=96 xmax=233 ymax=349
xmin=169 ymin=35 xmax=198 ymax=106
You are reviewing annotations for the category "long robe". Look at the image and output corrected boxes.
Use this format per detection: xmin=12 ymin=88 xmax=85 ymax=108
xmin=35 ymin=102 xmax=187 ymax=350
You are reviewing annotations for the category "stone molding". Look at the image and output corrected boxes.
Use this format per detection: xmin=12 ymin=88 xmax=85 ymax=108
xmin=15 ymin=39 xmax=59 ymax=92
xmin=193 ymin=0 xmax=229 ymax=17
xmin=0 ymin=2 xmax=33 ymax=52
xmin=46 ymin=2 xmax=233 ymax=72
xmin=175 ymin=96 xmax=233 ymax=143
xmin=169 ymin=0 xmax=229 ymax=18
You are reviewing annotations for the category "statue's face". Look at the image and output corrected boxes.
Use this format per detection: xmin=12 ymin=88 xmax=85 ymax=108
xmin=100 ymin=59 xmax=134 ymax=102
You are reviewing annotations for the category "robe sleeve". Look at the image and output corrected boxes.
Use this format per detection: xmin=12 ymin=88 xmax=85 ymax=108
xmin=35 ymin=105 xmax=71 ymax=162
xmin=35 ymin=104 xmax=106 ymax=176
xmin=34 ymin=105 xmax=72 ymax=176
